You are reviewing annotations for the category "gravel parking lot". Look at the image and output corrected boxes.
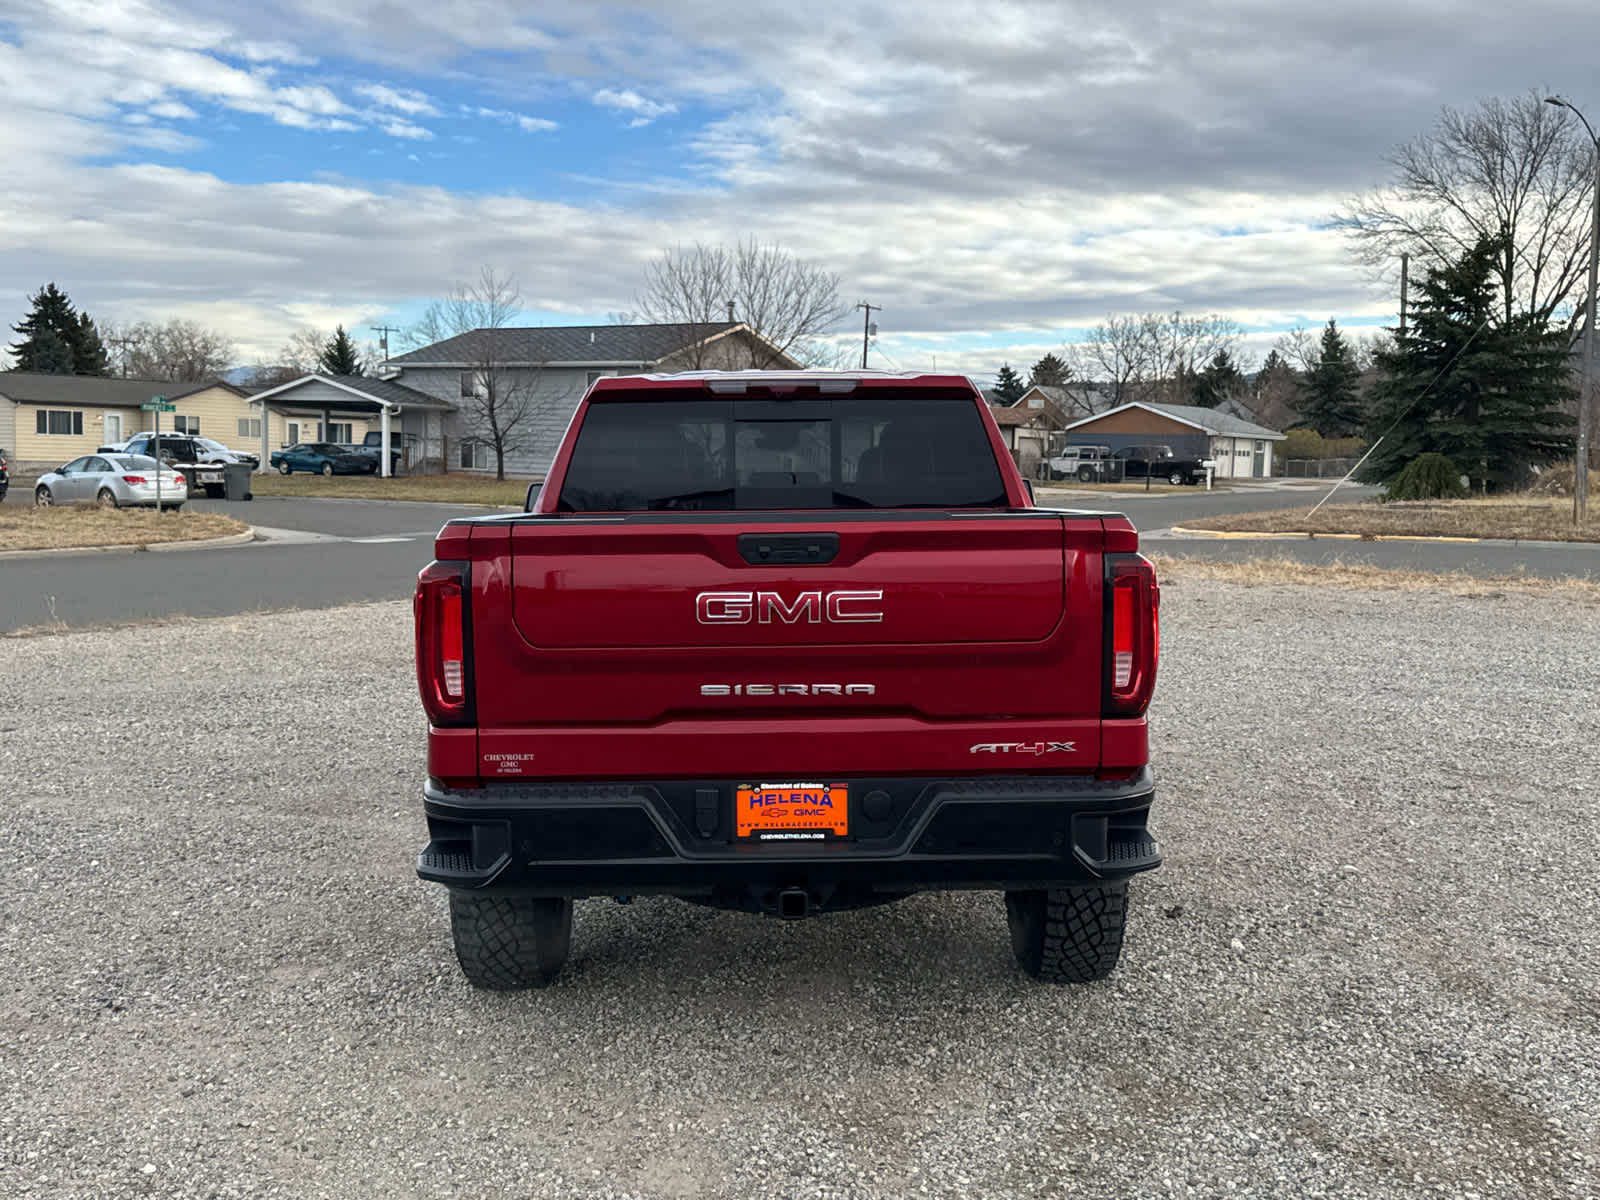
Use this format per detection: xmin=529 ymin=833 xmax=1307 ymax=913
xmin=2 ymin=580 xmax=1597 ymax=1199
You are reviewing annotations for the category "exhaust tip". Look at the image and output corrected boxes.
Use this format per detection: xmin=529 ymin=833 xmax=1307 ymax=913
xmin=777 ymin=888 xmax=810 ymax=920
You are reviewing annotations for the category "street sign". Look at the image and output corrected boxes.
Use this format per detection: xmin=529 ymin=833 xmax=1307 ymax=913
xmin=140 ymin=400 xmax=176 ymax=411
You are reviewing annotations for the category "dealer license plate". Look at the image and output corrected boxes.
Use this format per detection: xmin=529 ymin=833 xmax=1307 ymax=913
xmin=735 ymin=782 xmax=849 ymax=841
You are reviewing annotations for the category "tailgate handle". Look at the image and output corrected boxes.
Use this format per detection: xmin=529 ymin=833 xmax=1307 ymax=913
xmin=737 ymin=532 xmax=839 ymax=565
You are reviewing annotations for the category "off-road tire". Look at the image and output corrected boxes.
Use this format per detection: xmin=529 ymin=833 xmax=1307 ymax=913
xmin=1077 ymin=466 xmax=1096 ymax=482
xmin=320 ymin=462 xmax=334 ymax=477
xmin=34 ymin=485 xmax=53 ymax=507
xmin=96 ymin=487 xmax=119 ymax=508
xmin=1004 ymin=883 xmax=1128 ymax=983
xmin=448 ymin=891 xmax=572 ymax=990
xmin=278 ymin=462 xmax=292 ymax=475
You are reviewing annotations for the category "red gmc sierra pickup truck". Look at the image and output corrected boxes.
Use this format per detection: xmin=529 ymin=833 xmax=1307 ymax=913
xmin=414 ymin=371 xmax=1160 ymax=988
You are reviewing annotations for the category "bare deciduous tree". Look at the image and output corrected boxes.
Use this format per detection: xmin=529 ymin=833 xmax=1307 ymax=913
xmin=103 ymin=318 xmax=236 ymax=381
xmin=1341 ymin=92 xmax=1594 ymax=329
xmin=411 ymin=267 xmax=547 ymax=481
xmin=246 ymin=327 xmax=329 ymax=386
xmin=1066 ymin=311 xmax=1244 ymax=407
xmin=636 ymin=238 xmax=850 ymax=368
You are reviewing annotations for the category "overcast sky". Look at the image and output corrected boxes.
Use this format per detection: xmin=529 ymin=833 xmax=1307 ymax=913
xmin=2 ymin=0 xmax=1598 ymax=379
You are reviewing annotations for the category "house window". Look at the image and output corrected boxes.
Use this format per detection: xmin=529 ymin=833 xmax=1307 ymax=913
xmin=460 ymin=371 xmax=480 ymax=398
xmin=173 ymin=415 xmax=200 ymax=434
xmin=237 ymin=418 xmax=262 ymax=439
xmin=36 ymin=410 xmax=84 ymax=436
xmin=318 ymin=422 xmax=353 ymax=443
xmin=459 ymin=440 xmax=492 ymax=470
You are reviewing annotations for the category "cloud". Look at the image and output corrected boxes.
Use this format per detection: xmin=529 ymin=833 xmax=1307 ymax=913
xmin=8 ymin=0 xmax=1600 ymax=371
xmin=381 ymin=119 xmax=434 ymax=140
xmin=592 ymin=87 xmax=676 ymax=126
xmin=473 ymin=106 xmax=559 ymax=133
xmin=353 ymin=83 xmax=438 ymax=116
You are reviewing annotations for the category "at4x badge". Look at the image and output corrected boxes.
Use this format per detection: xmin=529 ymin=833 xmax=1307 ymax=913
xmin=969 ymin=741 xmax=1077 ymax=755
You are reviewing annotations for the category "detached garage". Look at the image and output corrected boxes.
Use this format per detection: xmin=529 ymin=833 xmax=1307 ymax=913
xmin=1059 ymin=402 xmax=1286 ymax=479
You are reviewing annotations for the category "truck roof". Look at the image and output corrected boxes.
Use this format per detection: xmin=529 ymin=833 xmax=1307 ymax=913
xmin=589 ymin=370 xmax=979 ymax=394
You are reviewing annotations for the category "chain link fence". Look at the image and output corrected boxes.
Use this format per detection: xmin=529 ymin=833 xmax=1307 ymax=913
xmin=1281 ymin=457 xmax=1361 ymax=479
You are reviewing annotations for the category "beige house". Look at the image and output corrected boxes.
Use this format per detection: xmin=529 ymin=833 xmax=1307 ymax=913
xmin=0 ymin=372 xmax=260 ymax=469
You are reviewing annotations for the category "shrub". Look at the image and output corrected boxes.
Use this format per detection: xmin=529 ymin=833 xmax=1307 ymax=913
xmin=1384 ymin=452 xmax=1469 ymax=501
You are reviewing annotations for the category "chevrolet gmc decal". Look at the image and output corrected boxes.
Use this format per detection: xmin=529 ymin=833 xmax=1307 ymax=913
xmin=695 ymin=589 xmax=884 ymax=625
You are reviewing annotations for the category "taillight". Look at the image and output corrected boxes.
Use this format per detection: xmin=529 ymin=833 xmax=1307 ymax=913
xmin=415 ymin=560 xmax=473 ymax=726
xmin=121 ymin=475 xmax=147 ymax=484
xmin=1104 ymin=553 xmax=1159 ymax=716
xmin=172 ymin=473 xmax=185 ymax=484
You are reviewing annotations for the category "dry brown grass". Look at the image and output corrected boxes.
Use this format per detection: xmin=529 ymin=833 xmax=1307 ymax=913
xmin=1149 ymin=552 xmax=1600 ymax=601
xmin=1180 ymin=496 xmax=1600 ymax=542
xmin=249 ymin=472 xmax=529 ymax=505
xmin=0 ymin=505 xmax=249 ymax=553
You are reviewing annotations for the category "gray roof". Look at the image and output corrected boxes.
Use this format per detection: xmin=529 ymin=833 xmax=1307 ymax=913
xmin=248 ymin=373 xmax=454 ymax=412
xmin=387 ymin=322 xmax=747 ymax=366
xmin=0 ymin=370 xmax=186 ymax=408
xmin=1145 ymin=403 xmax=1285 ymax=439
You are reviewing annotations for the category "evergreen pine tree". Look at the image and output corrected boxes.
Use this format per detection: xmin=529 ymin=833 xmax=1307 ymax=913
xmin=1192 ymin=348 xmax=1245 ymax=408
xmin=1299 ymin=320 xmax=1363 ymax=435
xmin=9 ymin=283 xmax=98 ymax=373
xmin=992 ymin=363 xmax=1025 ymax=406
xmin=319 ymin=325 xmax=364 ymax=376
xmin=1360 ymin=234 xmax=1573 ymax=493
xmin=1027 ymin=353 xmax=1070 ymax=389
xmin=72 ymin=311 xmax=111 ymax=376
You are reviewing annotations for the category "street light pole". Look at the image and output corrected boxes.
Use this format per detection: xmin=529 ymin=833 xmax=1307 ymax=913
xmin=1547 ymin=95 xmax=1598 ymax=523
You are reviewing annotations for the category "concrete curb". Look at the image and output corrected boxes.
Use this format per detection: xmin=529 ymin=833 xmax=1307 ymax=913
xmin=0 ymin=528 xmax=257 ymax=561
xmin=1166 ymin=525 xmax=1600 ymax=551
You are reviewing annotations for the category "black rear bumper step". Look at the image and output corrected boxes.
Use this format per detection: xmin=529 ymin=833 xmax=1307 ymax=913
xmin=417 ymin=769 xmax=1159 ymax=899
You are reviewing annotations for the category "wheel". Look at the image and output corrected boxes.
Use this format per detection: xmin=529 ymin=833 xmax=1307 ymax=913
xmin=320 ymin=462 xmax=334 ymax=477
xmin=448 ymin=891 xmax=572 ymax=989
xmin=278 ymin=462 xmax=292 ymax=475
xmin=96 ymin=487 xmax=119 ymax=508
xmin=1078 ymin=466 xmax=1096 ymax=483
xmin=34 ymin=485 xmax=53 ymax=507
xmin=1004 ymin=883 xmax=1128 ymax=983
xmin=1167 ymin=470 xmax=1186 ymax=486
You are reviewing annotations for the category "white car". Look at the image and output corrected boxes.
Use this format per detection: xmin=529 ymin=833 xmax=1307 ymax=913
xmin=34 ymin=453 xmax=187 ymax=509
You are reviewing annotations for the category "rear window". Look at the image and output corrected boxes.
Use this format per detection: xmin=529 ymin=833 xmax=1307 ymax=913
xmin=557 ymin=392 xmax=1007 ymax=511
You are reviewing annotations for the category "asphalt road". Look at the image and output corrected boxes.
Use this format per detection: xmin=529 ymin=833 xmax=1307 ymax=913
xmin=2 ymin=483 xmax=1595 ymax=635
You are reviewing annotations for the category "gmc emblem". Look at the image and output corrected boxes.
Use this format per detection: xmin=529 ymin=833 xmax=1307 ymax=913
xmin=696 ymin=589 xmax=884 ymax=625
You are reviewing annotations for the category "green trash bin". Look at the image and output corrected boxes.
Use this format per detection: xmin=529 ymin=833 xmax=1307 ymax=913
xmin=223 ymin=462 xmax=253 ymax=501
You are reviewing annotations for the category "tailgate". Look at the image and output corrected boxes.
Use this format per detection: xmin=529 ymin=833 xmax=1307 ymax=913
xmin=466 ymin=512 xmax=1109 ymax=775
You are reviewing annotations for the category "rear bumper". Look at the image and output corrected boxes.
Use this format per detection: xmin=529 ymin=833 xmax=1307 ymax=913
xmin=417 ymin=768 xmax=1159 ymax=909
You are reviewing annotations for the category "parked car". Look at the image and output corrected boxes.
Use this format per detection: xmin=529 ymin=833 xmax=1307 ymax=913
xmin=270 ymin=442 xmax=372 ymax=476
xmin=33 ymin=453 xmax=186 ymax=509
xmin=194 ymin=436 xmax=259 ymax=470
xmin=1113 ymin=444 xmax=1208 ymax=485
xmin=0 ymin=447 xmax=9 ymax=502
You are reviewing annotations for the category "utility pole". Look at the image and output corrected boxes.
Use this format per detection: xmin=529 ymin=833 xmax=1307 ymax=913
xmin=1399 ymin=253 xmax=1410 ymax=340
xmin=370 ymin=325 xmax=401 ymax=370
xmin=107 ymin=337 xmax=137 ymax=377
xmin=856 ymin=301 xmax=881 ymax=370
xmin=1546 ymin=95 xmax=1597 ymax=524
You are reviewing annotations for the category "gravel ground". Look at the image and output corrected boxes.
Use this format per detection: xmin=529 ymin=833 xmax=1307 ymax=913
xmin=1 ymin=581 xmax=1597 ymax=1199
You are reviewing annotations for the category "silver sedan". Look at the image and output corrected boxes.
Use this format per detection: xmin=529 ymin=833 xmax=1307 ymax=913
xmin=33 ymin=454 xmax=187 ymax=510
